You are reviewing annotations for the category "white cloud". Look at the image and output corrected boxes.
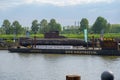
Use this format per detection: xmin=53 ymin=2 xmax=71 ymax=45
xmin=25 ymin=0 xmax=115 ymax=6
xmin=0 ymin=0 xmax=116 ymax=10
xmin=0 ymin=1 xmax=24 ymax=10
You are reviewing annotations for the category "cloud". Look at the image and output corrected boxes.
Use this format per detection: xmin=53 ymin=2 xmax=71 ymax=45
xmin=0 ymin=0 xmax=116 ymax=10
xmin=0 ymin=0 xmax=23 ymax=10
xmin=26 ymin=0 xmax=115 ymax=6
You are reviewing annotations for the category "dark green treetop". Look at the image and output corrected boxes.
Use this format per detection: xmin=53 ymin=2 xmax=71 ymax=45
xmin=31 ymin=20 xmax=39 ymax=34
xmin=92 ymin=16 xmax=109 ymax=34
xmin=80 ymin=18 xmax=89 ymax=32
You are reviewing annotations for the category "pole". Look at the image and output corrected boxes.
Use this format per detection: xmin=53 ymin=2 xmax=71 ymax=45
xmin=92 ymin=36 xmax=94 ymax=50
xmin=84 ymin=29 xmax=88 ymax=43
xmin=66 ymin=75 xmax=80 ymax=80
xmin=34 ymin=36 xmax=36 ymax=48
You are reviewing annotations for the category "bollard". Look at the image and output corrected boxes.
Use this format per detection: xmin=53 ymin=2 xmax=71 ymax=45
xmin=101 ymin=71 xmax=114 ymax=80
xmin=66 ymin=75 xmax=80 ymax=80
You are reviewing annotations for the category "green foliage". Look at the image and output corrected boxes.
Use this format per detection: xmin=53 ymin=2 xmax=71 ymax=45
xmin=31 ymin=20 xmax=39 ymax=34
xmin=92 ymin=16 xmax=109 ymax=34
xmin=48 ymin=19 xmax=62 ymax=32
xmin=61 ymin=33 xmax=120 ymax=39
xmin=62 ymin=25 xmax=80 ymax=34
xmin=33 ymin=19 xmax=62 ymax=34
xmin=0 ymin=34 xmax=14 ymax=39
xmin=12 ymin=20 xmax=23 ymax=35
xmin=39 ymin=19 xmax=48 ymax=33
xmin=5 ymin=39 xmax=14 ymax=43
xmin=80 ymin=18 xmax=89 ymax=32
xmin=109 ymin=24 xmax=120 ymax=33
xmin=106 ymin=23 xmax=111 ymax=33
xmin=2 ymin=19 xmax=11 ymax=34
xmin=62 ymin=34 xmax=84 ymax=39
xmin=0 ymin=27 xmax=4 ymax=34
xmin=1 ymin=17 xmax=119 ymax=36
xmin=30 ymin=34 xmax=44 ymax=38
xmin=1 ymin=20 xmax=27 ymax=35
xmin=62 ymin=29 xmax=80 ymax=34
xmin=0 ymin=33 xmax=120 ymax=40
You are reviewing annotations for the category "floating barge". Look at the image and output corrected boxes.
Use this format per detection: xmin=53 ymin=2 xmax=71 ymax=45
xmin=8 ymin=47 xmax=120 ymax=56
xmin=8 ymin=38 xmax=120 ymax=56
xmin=8 ymin=31 xmax=120 ymax=56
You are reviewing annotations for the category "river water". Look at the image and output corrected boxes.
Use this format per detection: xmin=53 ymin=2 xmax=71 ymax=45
xmin=0 ymin=50 xmax=120 ymax=80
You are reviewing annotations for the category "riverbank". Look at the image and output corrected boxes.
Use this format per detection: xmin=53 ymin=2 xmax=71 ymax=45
xmin=0 ymin=47 xmax=8 ymax=50
xmin=0 ymin=33 xmax=120 ymax=39
xmin=0 ymin=41 xmax=18 ymax=50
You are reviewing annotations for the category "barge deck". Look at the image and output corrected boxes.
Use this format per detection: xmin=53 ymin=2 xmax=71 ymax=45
xmin=8 ymin=47 xmax=120 ymax=56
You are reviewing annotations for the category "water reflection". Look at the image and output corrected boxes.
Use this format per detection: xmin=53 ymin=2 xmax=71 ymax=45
xmin=0 ymin=50 xmax=120 ymax=80
xmin=101 ymin=56 xmax=120 ymax=61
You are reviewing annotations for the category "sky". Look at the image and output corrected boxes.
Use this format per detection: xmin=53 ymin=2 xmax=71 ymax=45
xmin=0 ymin=0 xmax=120 ymax=27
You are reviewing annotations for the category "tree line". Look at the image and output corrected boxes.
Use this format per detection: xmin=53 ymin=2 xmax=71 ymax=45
xmin=0 ymin=16 xmax=120 ymax=35
xmin=0 ymin=19 xmax=62 ymax=35
xmin=63 ymin=16 xmax=120 ymax=34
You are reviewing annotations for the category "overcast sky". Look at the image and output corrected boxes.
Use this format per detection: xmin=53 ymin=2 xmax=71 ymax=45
xmin=0 ymin=0 xmax=120 ymax=27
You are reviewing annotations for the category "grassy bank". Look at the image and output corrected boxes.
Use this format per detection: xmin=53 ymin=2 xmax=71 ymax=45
xmin=0 ymin=33 xmax=120 ymax=49
xmin=0 ymin=33 xmax=120 ymax=40
xmin=61 ymin=33 xmax=120 ymax=39
xmin=0 ymin=34 xmax=44 ymax=39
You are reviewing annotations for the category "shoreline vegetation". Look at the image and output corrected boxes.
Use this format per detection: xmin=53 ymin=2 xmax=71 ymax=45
xmin=0 ymin=41 xmax=17 ymax=50
xmin=0 ymin=33 xmax=120 ymax=39
xmin=0 ymin=33 xmax=120 ymax=50
xmin=1 ymin=17 xmax=120 ymax=50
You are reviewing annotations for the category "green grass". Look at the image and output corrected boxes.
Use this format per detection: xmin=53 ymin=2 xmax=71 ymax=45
xmin=0 ymin=33 xmax=120 ymax=39
xmin=61 ymin=34 xmax=84 ymax=39
xmin=0 ymin=34 xmax=14 ymax=39
xmin=61 ymin=33 xmax=120 ymax=39
xmin=30 ymin=34 xmax=44 ymax=38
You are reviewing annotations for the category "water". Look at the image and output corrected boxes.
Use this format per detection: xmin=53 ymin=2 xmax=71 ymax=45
xmin=0 ymin=50 xmax=120 ymax=80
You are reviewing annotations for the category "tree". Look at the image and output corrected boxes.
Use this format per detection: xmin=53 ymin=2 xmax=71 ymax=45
xmin=48 ymin=19 xmax=56 ymax=31
xmin=105 ymin=23 xmax=111 ymax=33
xmin=48 ymin=19 xmax=62 ymax=32
xmin=9 ymin=26 xmax=14 ymax=34
xmin=80 ymin=18 xmax=89 ymax=32
xmin=31 ymin=20 xmax=39 ymax=34
xmin=39 ymin=19 xmax=48 ymax=33
xmin=15 ymin=26 xmax=29 ymax=35
xmin=0 ymin=27 xmax=4 ymax=34
xmin=12 ymin=21 xmax=22 ymax=35
xmin=92 ymin=16 xmax=108 ymax=34
xmin=110 ymin=24 xmax=120 ymax=33
xmin=2 ymin=19 xmax=11 ymax=34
